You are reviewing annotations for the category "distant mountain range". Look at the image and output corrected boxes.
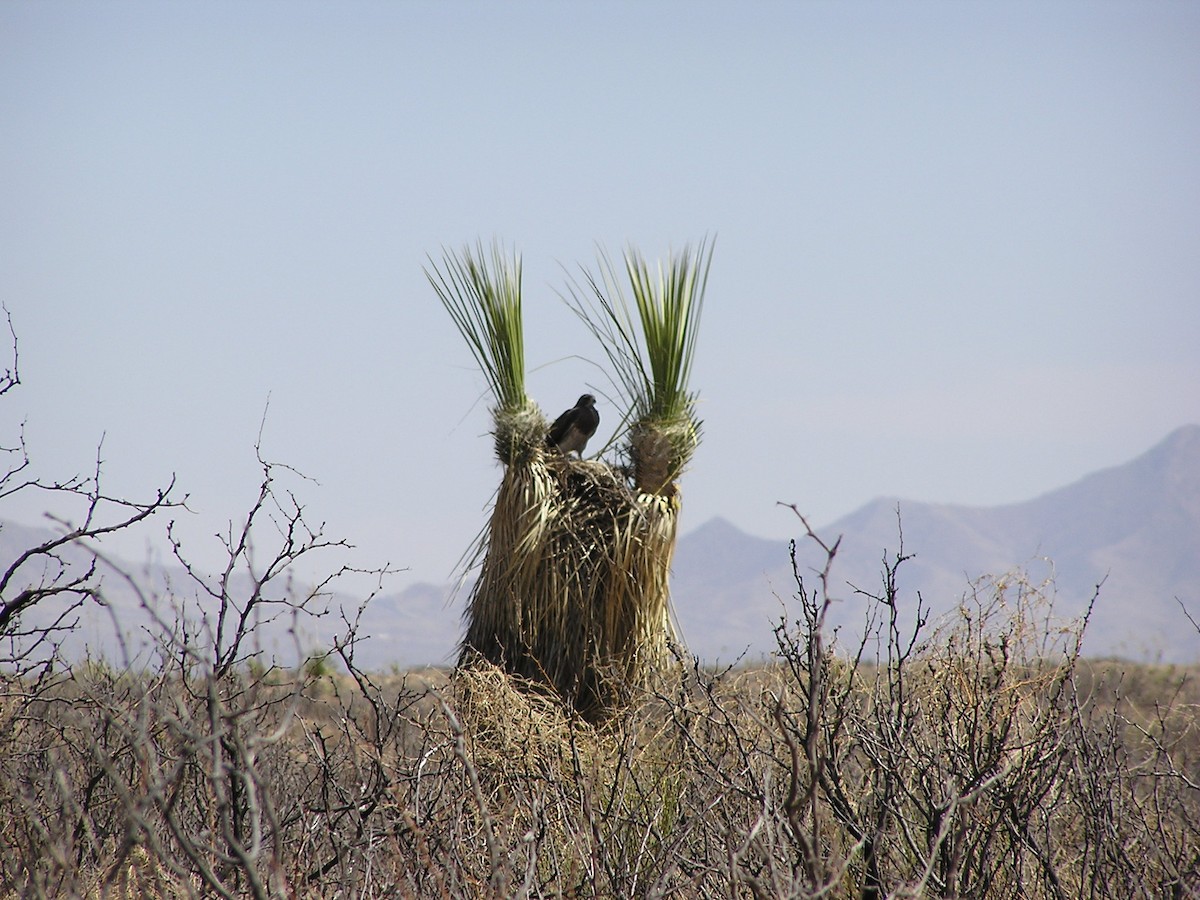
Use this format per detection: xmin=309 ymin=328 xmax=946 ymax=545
xmin=4 ymin=426 xmax=1198 ymax=668
xmin=672 ymin=424 xmax=1200 ymax=664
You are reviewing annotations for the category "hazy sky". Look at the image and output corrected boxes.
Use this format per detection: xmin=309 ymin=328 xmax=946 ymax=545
xmin=3 ymin=2 xmax=1198 ymax=589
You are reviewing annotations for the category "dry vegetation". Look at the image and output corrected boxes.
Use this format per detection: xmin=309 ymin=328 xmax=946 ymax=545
xmin=2 ymin=523 xmax=1198 ymax=898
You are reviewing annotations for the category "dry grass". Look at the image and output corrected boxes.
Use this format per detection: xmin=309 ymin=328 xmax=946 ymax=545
xmin=1 ymin=633 xmax=1198 ymax=898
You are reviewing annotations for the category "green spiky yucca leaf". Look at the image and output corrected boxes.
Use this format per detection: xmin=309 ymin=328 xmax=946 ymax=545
xmin=622 ymin=243 xmax=710 ymax=424
xmin=425 ymin=241 xmax=528 ymax=414
xmin=427 ymin=241 xmax=544 ymax=464
xmin=566 ymin=240 xmax=712 ymax=491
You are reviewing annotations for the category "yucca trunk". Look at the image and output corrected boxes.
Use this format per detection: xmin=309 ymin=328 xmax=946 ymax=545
xmin=433 ymin=242 xmax=705 ymax=721
xmin=459 ymin=447 xmax=679 ymax=719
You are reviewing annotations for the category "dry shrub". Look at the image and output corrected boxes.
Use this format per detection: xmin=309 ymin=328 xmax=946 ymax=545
xmin=2 ymin=607 xmax=1198 ymax=899
xmin=3 ymin=506 xmax=1197 ymax=898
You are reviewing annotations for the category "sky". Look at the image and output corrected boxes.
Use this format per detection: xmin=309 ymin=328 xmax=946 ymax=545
xmin=2 ymin=1 xmax=1198 ymax=593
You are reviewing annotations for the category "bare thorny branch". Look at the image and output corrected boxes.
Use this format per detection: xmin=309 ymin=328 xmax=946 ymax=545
xmin=0 ymin=311 xmax=182 ymax=659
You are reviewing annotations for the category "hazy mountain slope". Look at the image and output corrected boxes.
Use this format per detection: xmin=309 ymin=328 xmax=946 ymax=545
xmin=672 ymin=425 xmax=1200 ymax=663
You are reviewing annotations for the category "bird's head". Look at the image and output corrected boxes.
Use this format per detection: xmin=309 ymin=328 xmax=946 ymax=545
xmin=577 ymin=394 xmax=596 ymax=408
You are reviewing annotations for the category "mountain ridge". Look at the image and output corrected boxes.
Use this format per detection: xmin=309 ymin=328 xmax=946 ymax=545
xmin=671 ymin=424 xmax=1200 ymax=662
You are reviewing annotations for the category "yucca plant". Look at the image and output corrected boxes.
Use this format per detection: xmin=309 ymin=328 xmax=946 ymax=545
xmin=434 ymin=241 xmax=710 ymax=720
xmin=425 ymin=241 xmax=544 ymax=465
xmin=568 ymin=240 xmax=712 ymax=493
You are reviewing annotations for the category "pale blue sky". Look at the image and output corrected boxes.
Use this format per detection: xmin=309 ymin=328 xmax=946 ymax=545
xmin=2 ymin=2 xmax=1198 ymax=587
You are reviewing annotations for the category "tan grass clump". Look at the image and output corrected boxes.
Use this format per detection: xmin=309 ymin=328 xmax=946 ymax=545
xmin=450 ymin=660 xmax=601 ymax=773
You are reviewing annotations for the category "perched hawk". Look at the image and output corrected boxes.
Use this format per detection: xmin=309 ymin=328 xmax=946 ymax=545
xmin=546 ymin=394 xmax=599 ymax=456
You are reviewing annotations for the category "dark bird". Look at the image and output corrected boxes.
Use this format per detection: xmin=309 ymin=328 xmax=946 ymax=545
xmin=546 ymin=394 xmax=599 ymax=456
